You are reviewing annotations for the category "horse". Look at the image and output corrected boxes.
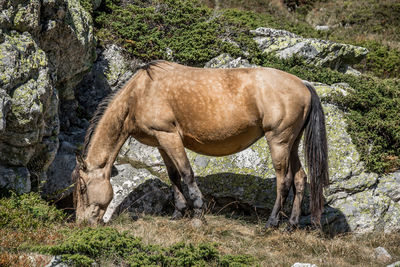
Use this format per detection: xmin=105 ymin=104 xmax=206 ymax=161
xmin=72 ymin=60 xmax=328 ymax=228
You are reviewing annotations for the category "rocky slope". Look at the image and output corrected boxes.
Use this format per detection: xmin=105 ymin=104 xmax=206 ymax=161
xmin=0 ymin=0 xmax=95 ymax=193
xmin=0 ymin=0 xmax=399 ymax=234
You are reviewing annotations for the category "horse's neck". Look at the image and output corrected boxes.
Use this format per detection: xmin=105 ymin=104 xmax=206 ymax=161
xmin=85 ymin=89 xmax=131 ymax=171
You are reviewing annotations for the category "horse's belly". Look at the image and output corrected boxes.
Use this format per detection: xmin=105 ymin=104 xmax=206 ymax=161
xmin=182 ymin=126 xmax=264 ymax=156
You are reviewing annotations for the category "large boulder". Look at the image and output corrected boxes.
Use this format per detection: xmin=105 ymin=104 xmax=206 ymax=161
xmin=251 ymin=27 xmax=368 ymax=72
xmin=0 ymin=0 xmax=95 ymax=193
xmin=44 ymin=44 xmax=141 ymax=200
xmin=0 ymin=31 xmax=57 ymax=193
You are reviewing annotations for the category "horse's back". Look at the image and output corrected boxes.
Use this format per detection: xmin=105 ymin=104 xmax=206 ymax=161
xmin=131 ymin=62 xmax=311 ymax=155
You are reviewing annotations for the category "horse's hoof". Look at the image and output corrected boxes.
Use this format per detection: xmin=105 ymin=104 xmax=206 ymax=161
xmin=171 ymin=210 xmax=184 ymax=220
xmin=265 ymin=219 xmax=279 ymax=229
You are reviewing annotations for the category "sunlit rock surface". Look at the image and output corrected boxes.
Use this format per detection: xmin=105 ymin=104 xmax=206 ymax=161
xmin=0 ymin=0 xmax=95 ymax=193
xmin=251 ymin=27 xmax=368 ymax=72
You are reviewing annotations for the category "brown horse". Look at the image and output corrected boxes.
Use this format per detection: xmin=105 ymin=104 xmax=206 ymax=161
xmin=72 ymin=61 xmax=328 ymax=228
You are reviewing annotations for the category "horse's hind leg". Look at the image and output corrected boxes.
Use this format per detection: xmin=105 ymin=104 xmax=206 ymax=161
xmin=158 ymin=148 xmax=188 ymax=219
xmin=155 ymin=131 xmax=204 ymax=219
xmin=265 ymin=135 xmax=293 ymax=228
xmin=288 ymin=152 xmax=307 ymax=227
xmin=288 ymin=134 xmax=307 ymax=228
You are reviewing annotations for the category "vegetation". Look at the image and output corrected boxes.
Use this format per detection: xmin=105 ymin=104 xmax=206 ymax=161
xmin=0 ymin=192 xmax=65 ymax=230
xmin=306 ymin=0 xmax=400 ymax=79
xmin=1 ymin=193 xmax=400 ymax=266
xmin=36 ymin=227 xmax=254 ymax=266
xmin=94 ymin=0 xmax=319 ymax=66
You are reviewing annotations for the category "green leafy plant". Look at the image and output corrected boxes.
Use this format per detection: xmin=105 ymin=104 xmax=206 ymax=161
xmin=0 ymin=192 xmax=65 ymax=230
xmin=37 ymin=227 xmax=254 ymax=266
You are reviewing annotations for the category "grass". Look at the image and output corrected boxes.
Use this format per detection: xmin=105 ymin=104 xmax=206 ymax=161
xmin=1 ymin=192 xmax=400 ymax=266
xmin=110 ymin=214 xmax=400 ymax=267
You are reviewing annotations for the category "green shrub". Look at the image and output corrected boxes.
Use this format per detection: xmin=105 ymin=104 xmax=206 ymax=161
xmin=354 ymin=41 xmax=400 ymax=79
xmin=94 ymin=0 xmax=318 ymax=65
xmin=37 ymin=227 xmax=254 ymax=266
xmin=0 ymin=192 xmax=65 ymax=230
xmin=79 ymin=0 xmax=94 ymax=15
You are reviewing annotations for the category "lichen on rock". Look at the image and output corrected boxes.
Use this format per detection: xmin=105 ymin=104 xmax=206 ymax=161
xmin=251 ymin=27 xmax=368 ymax=71
xmin=0 ymin=0 xmax=95 ymax=194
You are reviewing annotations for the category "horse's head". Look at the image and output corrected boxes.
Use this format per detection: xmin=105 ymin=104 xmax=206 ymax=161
xmin=72 ymin=154 xmax=113 ymax=225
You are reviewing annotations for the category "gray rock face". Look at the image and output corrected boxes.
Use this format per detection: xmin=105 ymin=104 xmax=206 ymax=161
xmin=375 ymin=247 xmax=393 ymax=263
xmin=387 ymin=261 xmax=400 ymax=267
xmin=250 ymin=27 xmax=368 ymax=71
xmin=45 ymin=44 xmax=141 ymax=201
xmin=204 ymin=54 xmax=257 ymax=69
xmin=103 ymin=164 xmax=172 ymax=222
xmin=0 ymin=0 xmax=95 ymax=193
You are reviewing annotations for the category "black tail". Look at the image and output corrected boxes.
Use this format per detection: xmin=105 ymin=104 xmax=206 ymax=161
xmin=303 ymin=82 xmax=329 ymax=226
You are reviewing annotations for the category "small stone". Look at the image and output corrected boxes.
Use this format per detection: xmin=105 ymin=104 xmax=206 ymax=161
xmin=191 ymin=218 xmax=203 ymax=228
xmin=315 ymin=25 xmax=330 ymax=31
xmin=387 ymin=261 xmax=400 ymax=267
xmin=291 ymin=263 xmax=318 ymax=267
xmin=375 ymin=247 xmax=392 ymax=263
xmin=45 ymin=255 xmax=70 ymax=267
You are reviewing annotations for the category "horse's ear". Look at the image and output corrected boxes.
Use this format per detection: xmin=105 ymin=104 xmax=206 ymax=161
xmin=75 ymin=153 xmax=87 ymax=172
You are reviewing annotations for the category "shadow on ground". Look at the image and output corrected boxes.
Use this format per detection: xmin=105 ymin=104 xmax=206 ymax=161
xmin=112 ymin=171 xmax=350 ymax=236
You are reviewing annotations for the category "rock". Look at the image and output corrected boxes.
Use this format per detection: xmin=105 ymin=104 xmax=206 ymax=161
xmin=344 ymin=66 xmax=362 ymax=76
xmin=103 ymin=164 xmax=173 ymax=222
xmin=0 ymin=31 xmax=58 ymax=191
xmin=191 ymin=218 xmax=203 ymax=228
xmin=0 ymin=165 xmax=31 ymax=194
xmin=315 ymin=25 xmax=330 ymax=31
xmin=374 ymin=247 xmax=392 ymax=263
xmin=387 ymin=261 xmax=400 ymax=267
xmin=75 ymin=44 xmax=139 ymax=118
xmin=118 ymin=137 xmax=164 ymax=172
xmin=43 ymin=142 xmax=77 ymax=200
xmin=39 ymin=0 xmax=96 ymax=101
xmin=44 ymin=44 xmax=141 ymax=200
xmin=292 ymin=263 xmax=318 ymax=267
xmin=204 ymin=54 xmax=257 ymax=69
xmin=0 ymin=0 xmax=95 ymax=194
xmin=45 ymin=256 xmax=70 ymax=267
xmin=250 ymin=27 xmax=368 ymax=71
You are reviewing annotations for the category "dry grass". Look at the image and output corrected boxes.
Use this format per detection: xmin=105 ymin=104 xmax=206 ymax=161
xmin=109 ymin=213 xmax=400 ymax=266
xmin=306 ymin=0 xmax=400 ymax=49
xmin=1 ymin=213 xmax=399 ymax=266
xmin=0 ymin=227 xmax=65 ymax=266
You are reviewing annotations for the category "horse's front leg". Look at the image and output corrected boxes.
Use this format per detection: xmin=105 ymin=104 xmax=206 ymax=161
xmin=265 ymin=139 xmax=292 ymax=229
xmin=155 ymin=131 xmax=205 ymax=220
xmin=158 ymin=148 xmax=188 ymax=220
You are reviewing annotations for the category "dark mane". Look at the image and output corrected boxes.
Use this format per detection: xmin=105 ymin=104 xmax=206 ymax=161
xmin=81 ymin=89 xmax=120 ymax=157
xmin=137 ymin=60 xmax=168 ymax=80
xmin=81 ymin=60 xmax=168 ymax=157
